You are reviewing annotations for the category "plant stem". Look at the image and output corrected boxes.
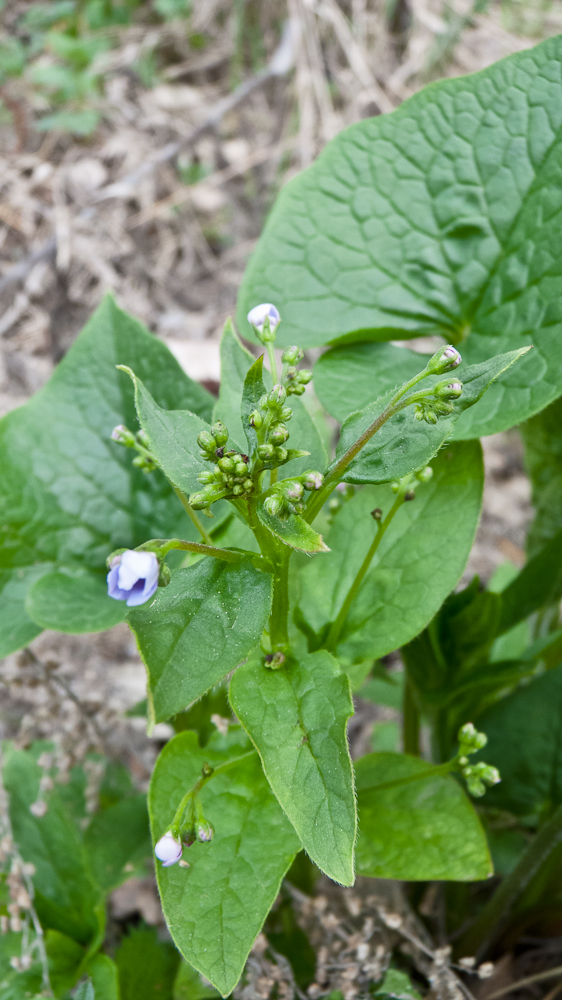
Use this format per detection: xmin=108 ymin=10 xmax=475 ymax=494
xmin=173 ymin=486 xmax=214 ymax=545
xmin=269 ymin=548 xmax=291 ymax=653
xmin=403 ymin=675 xmax=421 ymax=756
xmin=457 ymin=801 xmax=562 ymax=960
xmin=266 ymin=342 xmax=278 ymax=384
xmin=325 ymin=491 xmax=405 ymax=651
xmin=171 ymin=751 xmax=257 ymax=834
xmin=157 ymin=538 xmax=243 ymax=563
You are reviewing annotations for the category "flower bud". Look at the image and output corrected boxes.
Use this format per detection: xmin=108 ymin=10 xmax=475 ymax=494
xmin=232 ymin=484 xmax=244 ymax=495
xmin=197 ymin=471 xmax=216 ymax=485
xmin=196 ymin=819 xmax=215 ymax=843
xmin=158 ymin=563 xmax=171 ymax=587
xmin=247 ymin=303 xmax=280 ymax=343
xmin=284 ymin=481 xmax=304 ymax=501
xmin=434 ymin=379 xmax=463 ymax=400
xmin=275 ymin=447 xmax=288 ymax=463
xmin=371 ymin=508 xmax=383 ymax=520
xmin=136 ymin=429 xmax=150 ymax=449
xmin=264 ymin=495 xmax=284 ymax=516
xmin=234 ymin=461 xmax=248 ymax=476
xmin=297 ymin=369 xmax=312 ymax=385
xmin=282 ymin=345 xmax=304 ymax=365
xmin=303 ymin=471 xmax=324 ymax=491
xmin=155 ymin=831 xmax=183 ymax=867
xmin=404 ymin=490 xmax=416 ymax=502
xmin=211 ymin=421 xmax=229 ymax=447
xmin=281 ymin=406 xmax=293 ymax=421
xmin=270 ymin=424 xmax=289 ymax=445
xmin=218 ymin=456 xmax=234 ymax=473
xmin=258 ymin=443 xmax=275 ymax=460
xmin=415 ymin=466 xmax=433 ymax=483
xmin=111 ymin=424 xmax=135 ymax=447
xmin=197 ymin=430 xmax=216 ymax=453
xmin=458 ymin=722 xmax=487 ymax=754
xmin=249 ymin=410 xmax=263 ymax=429
xmin=427 ymin=344 xmax=462 ymax=374
xmin=243 ymin=479 xmax=254 ymax=492
xmin=189 ymin=491 xmax=210 ymax=510
xmin=268 ymin=384 xmax=287 ymax=406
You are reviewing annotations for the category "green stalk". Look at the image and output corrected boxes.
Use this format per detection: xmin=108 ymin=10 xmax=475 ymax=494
xmin=403 ymin=676 xmax=421 ymax=756
xmin=269 ymin=549 xmax=291 ymax=653
xmin=325 ymin=490 xmax=405 ymax=651
xmin=266 ymin=342 xmax=279 ymax=384
xmin=170 ymin=751 xmax=257 ymax=836
xmin=154 ymin=538 xmax=242 ymax=563
xmin=173 ymin=486 xmax=214 ymax=545
xmin=457 ymin=802 xmax=562 ymax=960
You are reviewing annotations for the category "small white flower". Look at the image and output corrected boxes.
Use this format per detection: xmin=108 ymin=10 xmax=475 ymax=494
xmin=107 ymin=549 xmax=159 ymax=607
xmin=154 ymin=831 xmax=183 ymax=867
xmin=247 ymin=303 xmax=280 ymax=334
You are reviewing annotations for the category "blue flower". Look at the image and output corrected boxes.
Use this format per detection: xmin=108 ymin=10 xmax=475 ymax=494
xmin=107 ymin=550 xmax=159 ymax=607
xmin=247 ymin=303 xmax=280 ymax=335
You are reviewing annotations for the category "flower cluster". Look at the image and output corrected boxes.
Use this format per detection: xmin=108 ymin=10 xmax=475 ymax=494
xmin=263 ymin=472 xmax=324 ymax=518
xmin=281 ymin=345 xmax=312 ymax=397
xmin=457 ymin=723 xmax=501 ymax=797
xmin=154 ymin=763 xmax=216 ymax=869
xmin=414 ymin=380 xmax=463 ymax=424
xmin=189 ymin=420 xmax=254 ymax=510
xmin=111 ymin=424 xmax=157 ymax=472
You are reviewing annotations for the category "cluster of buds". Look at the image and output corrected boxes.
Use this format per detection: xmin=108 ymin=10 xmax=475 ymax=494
xmin=250 ymin=383 xmax=297 ymax=470
xmin=111 ymin=424 xmax=157 ymax=473
xmin=155 ymin=764 xmax=215 ymax=869
xmin=414 ymin=380 xmax=463 ymax=425
xmin=189 ymin=421 xmax=254 ymax=509
xmin=281 ymin=345 xmax=312 ymax=397
xmin=263 ymin=471 xmax=324 ymax=519
xmin=457 ymin=723 xmax=501 ymax=798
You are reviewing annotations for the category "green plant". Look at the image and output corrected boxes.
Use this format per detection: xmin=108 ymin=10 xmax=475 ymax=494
xmin=3 ymin=36 xmax=562 ymax=999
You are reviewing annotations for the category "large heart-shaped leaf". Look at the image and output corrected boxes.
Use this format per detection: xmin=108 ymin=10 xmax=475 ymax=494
xmin=296 ymin=441 xmax=483 ymax=663
xmin=237 ymin=37 xmax=562 ymax=435
xmin=128 ymin=558 xmax=272 ymax=723
xmin=0 ymin=295 xmax=213 ymax=656
xmin=355 ymin=752 xmax=492 ymax=880
xmin=229 ymin=649 xmax=356 ymax=886
xmin=149 ymin=730 xmax=300 ymax=997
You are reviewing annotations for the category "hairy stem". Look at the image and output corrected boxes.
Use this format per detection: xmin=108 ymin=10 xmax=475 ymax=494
xmin=457 ymin=802 xmax=562 ymax=960
xmin=157 ymin=538 xmax=243 ymax=563
xmin=266 ymin=341 xmax=278 ymax=384
xmin=269 ymin=548 xmax=291 ymax=653
xmin=403 ymin=676 xmax=421 ymax=756
xmin=173 ymin=486 xmax=214 ymax=545
xmin=171 ymin=751 xmax=257 ymax=835
xmin=325 ymin=491 xmax=405 ymax=651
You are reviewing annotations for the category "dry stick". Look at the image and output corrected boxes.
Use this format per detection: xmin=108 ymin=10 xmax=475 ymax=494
xmin=486 ymin=967 xmax=562 ymax=1000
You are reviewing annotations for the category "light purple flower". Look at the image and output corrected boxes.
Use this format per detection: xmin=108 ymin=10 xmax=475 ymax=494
xmin=247 ymin=303 xmax=280 ymax=334
xmin=443 ymin=346 xmax=461 ymax=367
xmin=107 ymin=550 xmax=159 ymax=607
xmin=155 ymin=831 xmax=183 ymax=867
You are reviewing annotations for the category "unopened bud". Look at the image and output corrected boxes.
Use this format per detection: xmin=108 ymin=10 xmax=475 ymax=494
xmin=258 ymin=443 xmax=275 ymax=460
xmin=281 ymin=406 xmax=293 ymax=421
xmin=270 ymin=424 xmax=289 ymax=445
xmin=303 ymin=471 xmax=324 ymax=491
xmin=264 ymin=495 xmax=284 ymax=516
xmin=371 ymin=508 xmax=383 ymax=520
xmin=282 ymin=345 xmax=304 ymax=364
xmin=404 ymin=490 xmax=416 ymax=502
xmin=247 ymin=303 xmax=280 ymax=343
xmin=197 ymin=471 xmax=216 ymax=485
xmin=275 ymin=447 xmax=288 ymax=463
xmin=189 ymin=491 xmax=210 ymax=510
xmin=297 ymin=369 xmax=312 ymax=385
xmin=458 ymin=723 xmax=487 ymax=754
xmin=249 ymin=409 xmax=263 ymax=429
xmin=284 ymin=481 xmax=304 ymax=501
xmin=211 ymin=421 xmax=229 ymax=447
xmin=196 ymin=820 xmax=214 ymax=843
xmin=111 ymin=424 xmax=135 ymax=447
xmin=218 ymin=456 xmax=234 ymax=473
xmin=427 ymin=344 xmax=462 ymax=375
xmin=415 ymin=466 xmax=433 ymax=483
xmin=197 ymin=430 xmax=216 ymax=453
xmin=268 ymin=384 xmax=287 ymax=406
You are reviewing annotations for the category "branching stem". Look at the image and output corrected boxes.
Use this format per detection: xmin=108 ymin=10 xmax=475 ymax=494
xmin=173 ymin=486 xmax=214 ymax=544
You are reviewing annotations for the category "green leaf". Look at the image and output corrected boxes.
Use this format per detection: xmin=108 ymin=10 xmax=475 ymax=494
xmin=0 ymin=295 xmax=213 ymax=653
xmin=87 ymin=954 xmax=121 ymax=1000
xmin=0 ymin=567 xmax=44 ymax=657
xmin=2 ymin=745 xmax=102 ymax=945
xmin=241 ymin=355 xmax=268 ymax=460
xmin=45 ymin=929 xmax=84 ymax=996
xmin=474 ymin=663 xmax=562 ymax=817
xmin=84 ymin=794 xmax=151 ymax=892
xmin=74 ymin=980 xmax=96 ymax=1000
xmin=149 ymin=730 xmax=300 ymax=997
xmin=375 ymin=969 xmax=422 ymax=1000
xmin=296 ymin=441 xmax=483 ymax=663
xmin=115 ymin=926 xmax=179 ymax=1000
xmin=0 ymin=932 xmax=42 ymax=999
xmin=120 ymin=366 xmax=211 ymax=496
xmin=521 ymin=396 xmax=562 ymax=555
xmin=498 ymin=528 xmax=562 ymax=635
xmin=173 ymin=961 xmax=219 ymax=1000
xmin=237 ymin=37 xmax=562 ymax=435
xmin=229 ymin=650 xmax=356 ymax=886
xmin=257 ymin=499 xmax=329 ymax=554
xmin=213 ymin=321 xmax=327 ymax=477
xmin=315 ymin=343 xmax=427 ymax=424
xmin=25 ymin=570 xmax=128 ymax=633
xmin=355 ymin=752 xmax=492 ymax=880
xmin=128 ymin=559 xmax=272 ymax=723
xmin=334 ymin=349 xmax=527 ymax=485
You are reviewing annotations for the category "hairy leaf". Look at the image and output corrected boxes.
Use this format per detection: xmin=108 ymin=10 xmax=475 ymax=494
xmin=25 ymin=570 xmax=127 ymax=633
xmin=128 ymin=559 xmax=272 ymax=723
xmin=230 ymin=650 xmax=356 ymax=886
xmin=84 ymin=795 xmax=151 ymax=892
xmin=0 ymin=295 xmax=212 ymax=655
xmin=297 ymin=442 xmax=483 ymax=663
xmin=257 ymin=500 xmax=329 ymax=554
xmin=149 ymin=730 xmax=300 ymax=996
xmin=356 ymin=753 xmax=492 ymax=880
xmin=238 ymin=37 xmax=562 ymax=435
xmin=521 ymin=396 xmax=562 ymax=555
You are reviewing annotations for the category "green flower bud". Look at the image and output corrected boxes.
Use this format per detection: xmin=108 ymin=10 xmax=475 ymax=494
xmin=218 ymin=456 xmax=234 ymax=473
xmin=426 ymin=345 xmax=462 ymax=375
xmin=196 ymin=819 xmax=214 ymax=843
xmin=434 ymin=379 xmax=463 ymax=400
xmin=249 ymin=409 xmax=263 ymax=429
xmin=189 ymin=491 xmax=210 ymax=510
xmin=243 ymin=479 xmax=254 ymax=492
xmin=280 ymin=406 xmax=293 ymax=421
xmin=275 ymin=447 xmax=288 ymax=463
xmin=232 ymin=484 xmax=244 ymax=495
xmin=258 ymin=443 xmax=275 ymax=460
xmin=268 ymin=384 xmax=287 ymax=406
xmin=264 ymin=495 xmax=284 ymax=516
xmin=284 ymin=481 xmax=304 ymax=501
xmin=111 ymin=425 xmax=135 ymax=447
xmin=282 ymin=346 xmax=304 ymax=364
xmin=458 ymin=723 xmax=487 ymax=755
xmin=197 ymin=471 xmax=216 ymax=485
xmin=234 ymin=462 xmax=247 ymax=477
xmin=303 ymin=471 xmax=324 ymax=491
xmin=270 ymin=424 xmax=289 ymax=445
xmin=197 ymin=430 xmax=216 ymax=453
xmin=297 ymin=369 xmax=312 ymax=385
xmin=259 ymin=394 xmax=269 ymax=410
xmin=211 ymin=421 xmax=229 ymax=447
xmin=287 ymin=383 xmax=305 ymax=396
xmin=415 ymin=466 xmax=433 ymax=483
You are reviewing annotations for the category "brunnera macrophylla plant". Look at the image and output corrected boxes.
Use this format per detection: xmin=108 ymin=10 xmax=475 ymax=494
xmin=3 ymin=36 xmax=562 ymax=998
